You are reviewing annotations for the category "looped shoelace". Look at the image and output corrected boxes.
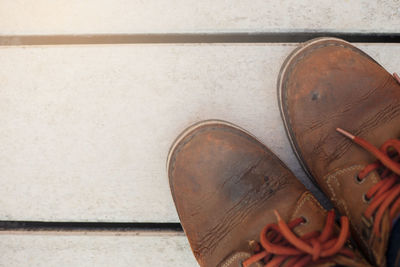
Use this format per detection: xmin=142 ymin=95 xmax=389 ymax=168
xmin=242 ymin=210 xmax=353 ymax=267
xmin=337 ymin=128 xmax=400 ymax=237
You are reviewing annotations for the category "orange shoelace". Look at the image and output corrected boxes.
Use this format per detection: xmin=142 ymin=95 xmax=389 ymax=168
xmin=242 ymin=210 xmax=353 ymax=267
xmin=337 ymin=128 xmax=400 ymax=237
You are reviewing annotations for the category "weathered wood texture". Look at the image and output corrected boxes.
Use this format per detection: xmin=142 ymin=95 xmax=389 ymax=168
xmin=0 ymin=232 xmax=197 ymax=266
xmin=1 ymin=0 xmax=399 ymax=35
xmin=0 ymin=43 xmax=399 ymax=222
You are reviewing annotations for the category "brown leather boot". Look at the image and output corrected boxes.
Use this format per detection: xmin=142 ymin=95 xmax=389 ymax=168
xmin=278 ymin=37 xmax=400 ymax=266
xmin=167 ymin=120 xmax=369 ymax=266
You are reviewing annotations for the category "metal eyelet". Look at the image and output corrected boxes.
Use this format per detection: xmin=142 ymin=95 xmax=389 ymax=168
xmin=362 ymin=193 xmax=371 ymax=204
xmin=300 ymin=216 xmax=309 ymax=225
xmin=248 ymin=240 xmax=259 ymax=252
xmin=354 ymin=174 xmax=365 ymax=184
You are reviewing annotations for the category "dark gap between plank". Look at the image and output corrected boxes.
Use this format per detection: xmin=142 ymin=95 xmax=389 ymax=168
xmin=0 ymin=221 xmax=183 ymax=232
xmin=1 ymin=32 xmax=400 ymax=46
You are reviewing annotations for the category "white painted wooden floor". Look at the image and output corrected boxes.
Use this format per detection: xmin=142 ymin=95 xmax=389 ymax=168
xmin=1 ymin=1 xmax=399 ymax=266
xmin=1 ymin=0 xmax=399 ymax=34
xmin=0 ymin=232 xmax=197 ymax=266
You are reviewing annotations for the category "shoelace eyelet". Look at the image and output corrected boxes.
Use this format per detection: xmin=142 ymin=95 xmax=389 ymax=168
xmin=362 ymin=193 xmax=371 ymax=204
xmin=354 ymin=174 xmax=365 ymax=184
xmin=300 ymin=216 xmax=309 ymax=225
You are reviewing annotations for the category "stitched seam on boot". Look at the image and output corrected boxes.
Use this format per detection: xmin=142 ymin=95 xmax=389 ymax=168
xmin=290 ymin=192 xmax=327 ymax=236
xmin=291 ymin=191 xmax=326 ymax=220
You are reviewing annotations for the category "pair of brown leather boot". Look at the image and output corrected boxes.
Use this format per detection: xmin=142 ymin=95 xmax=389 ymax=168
xmin=167 ymin=38 xmax=400 ymax=267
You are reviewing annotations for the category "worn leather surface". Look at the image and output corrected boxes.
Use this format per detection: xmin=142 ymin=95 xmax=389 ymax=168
xmin=279 ymin=38 xmax=400 ymax=266
xmin=168 ymin=121 xmax=369 ymax=266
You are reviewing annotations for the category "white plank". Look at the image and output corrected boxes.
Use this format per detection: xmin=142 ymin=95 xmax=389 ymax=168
xmin=0 ymin=43 xmax=399 ymax=222
xmin=1 ymin=0 xmax=399 ymax=35
xmin=0 ymin=232 xmax=197 ymax=267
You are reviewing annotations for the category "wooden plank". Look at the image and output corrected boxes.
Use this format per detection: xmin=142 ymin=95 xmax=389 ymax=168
xmin=0 ymin=43 xmax=399 ymax=222
xmin=1 ymin=0 xmax=399 ymax=35
xmin=0 ymin=232 xmax=197 ymax=266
